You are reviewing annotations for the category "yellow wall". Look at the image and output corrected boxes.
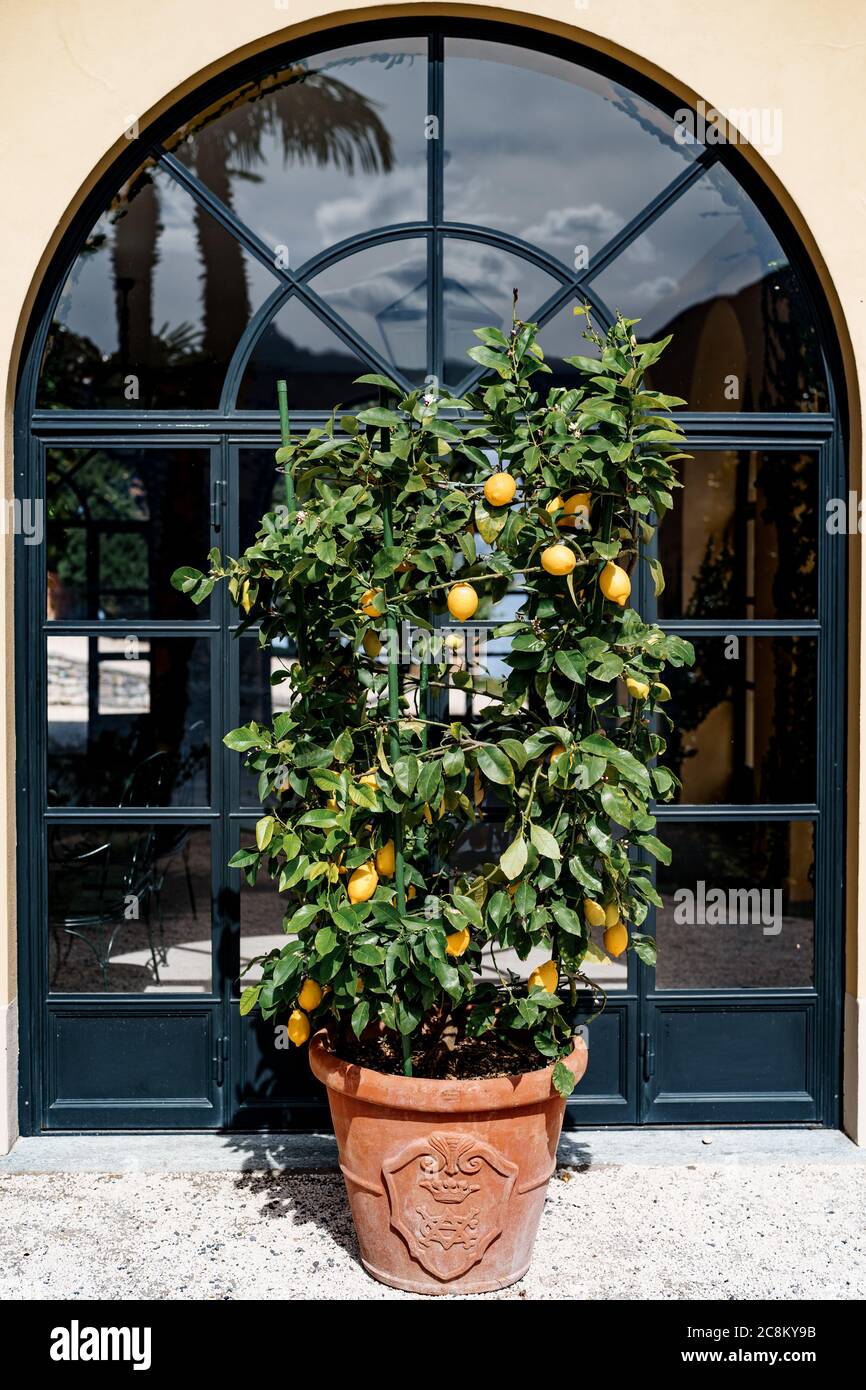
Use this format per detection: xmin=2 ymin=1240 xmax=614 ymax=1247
xmin=1 ymin=0 xmax=864 ymax=1141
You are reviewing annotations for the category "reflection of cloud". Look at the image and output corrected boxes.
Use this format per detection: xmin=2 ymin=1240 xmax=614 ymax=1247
xmin=314 ymin=167 xmax=421 ymax=248
xmin=323 ymin=257 xmax=424 ymax=317
xmin=522 ymin=204 xmax=620 ymax=245
xmin=621 ymin=275 xmax=679 ymax=306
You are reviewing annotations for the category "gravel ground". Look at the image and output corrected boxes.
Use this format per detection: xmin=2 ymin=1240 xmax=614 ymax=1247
xmin=1 ymin=1156 xmax=864 ymax=1300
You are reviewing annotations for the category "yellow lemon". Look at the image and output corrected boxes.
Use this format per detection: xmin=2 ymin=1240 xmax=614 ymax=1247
xmin=558 ymin=492 xmax=591 ymax=528
xmin=375 ymin=839 xmax=396 ymax=878
xmin=549 ymin=742 xmax=573 ymax=767
xmin=347 ymin=862 xmax=379 ymax=904
xmin=626 ymin=676 xmax=650 ymax=700
xmin=603 ymin=921 xmax=629 ymax=958
xmin=363 ymin=630 xmax=382 ymax=658
xmin=545 ymin=495 xmax=564 ymax=516
xmin=529 ymin=959 xmax=559 ymax=994
xmin=599 ymin=561 xmax=631 ymax=606
xmin=287 ymin=1009 xmax=311 ymax=1046
xmin=359 ymin=771 xmax=379 ymax=789
xmin=445 ymin=927 xmax=471 ymax=957
xmin=447 ymin=583 xmax=479 ymax=621
xmin=483 ymin=472 xmax=517 ymax=507
xmin=583 ymin=898 xmax=606 ymax=928
xmin=407 ymin=885 xmax=417 ymax=901
xmin=297 ymin=979 xmax=323 ymax=1012
xmin=360 ymin=588 xmax=382 ymax=618
xmin=653 ymin=681 xmax=672 ymax=701
xmin=541 ymin=544 xmax=576 ymax=576
xmin=603 ymin=900 xmax=620 ymax=928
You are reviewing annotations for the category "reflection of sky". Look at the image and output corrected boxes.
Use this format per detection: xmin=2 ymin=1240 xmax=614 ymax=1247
xmin=591 ymin=163 xmax=788 ymax=336
xmin=443 ymin=38 xmax=695 ymax=261
xmin=52 ymin=37 xmax=792 ymax=393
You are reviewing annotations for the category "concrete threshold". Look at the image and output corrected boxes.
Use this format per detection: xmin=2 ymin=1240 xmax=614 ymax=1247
xmin=0 ymin=1127 xmax=862 ymax=1174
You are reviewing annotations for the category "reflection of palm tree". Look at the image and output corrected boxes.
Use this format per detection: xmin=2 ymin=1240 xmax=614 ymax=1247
xmin=168 ymin=65 xmax=395 ymax=362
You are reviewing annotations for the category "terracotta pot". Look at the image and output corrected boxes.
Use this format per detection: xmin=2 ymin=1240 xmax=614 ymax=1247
xmin=309 ymin=1031 xmax=588 ymax=1295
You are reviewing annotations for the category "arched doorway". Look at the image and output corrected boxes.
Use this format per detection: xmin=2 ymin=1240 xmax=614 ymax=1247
xmin=15 ymin=19 xmax=845 ymax=1131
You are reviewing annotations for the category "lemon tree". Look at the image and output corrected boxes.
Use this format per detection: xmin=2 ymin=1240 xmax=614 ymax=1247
xmin=172 ymin=307 xmax=692 ymax=1095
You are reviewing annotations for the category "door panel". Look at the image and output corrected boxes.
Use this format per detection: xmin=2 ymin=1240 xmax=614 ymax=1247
xmin=640 ymin=999 xmax=816 ymax=1123
xmin=46 ymin=1002 xmax=222 ymax=1128
xmin=564 ymin=1003 xmax=637 ymax=1125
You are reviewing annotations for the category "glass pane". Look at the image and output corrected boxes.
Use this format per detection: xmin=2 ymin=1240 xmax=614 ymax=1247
xmin=165 ymin=38 xmax=427 ymax=271
xmin=591 ymin=164 xmax=828 ymax=411
xmin=238 ymin=829 xmax=287 ymax=990
xmin=444 ymin=39 xmax=695 ymax=263
xmin=654 ymin=820 xmax=815 ymax=988
xmin=443 ymin=239 xmax=561 ymax=387
xmin=238 ymin=638 xmax=295 ymax=807
xmin=48 ymin=636 xmax=210 ymax=807
xmin=46 ymin=447 xmax=210 ymax=620
xmin=236 ymin=296 xmax=376 ymax=409
xmin=658 ymin=451 xmax=818 ymax=620
xmin=239 ymin=448 xmax=285 ymax=550
xmin=309 ymin=240 xmax=428 ymax=382
xmin=665 ymin=636 xmax=817 ymax=804
xmin=48 ymin=825 xmax=212 ymax=993
xmin=38 ymin=164 xmax=277 ymax=409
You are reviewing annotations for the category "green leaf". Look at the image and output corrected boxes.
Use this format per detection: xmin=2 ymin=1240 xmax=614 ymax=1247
xmin=442 ymin=747 xmax=465 ymax=777
xmin=452 ymin=893 xmax=483 ymax=930
xmin=647 ymin=556 xmax=666 ymax=597
xmin=500 ymin=835 xmax=528 ymax=881
xmin=228 ymin=848 xmax=259 ymax=869
xmin=529 ymin=822 xmax=561 ymax=861
xmin=255 ymin=815 xmax=275 ymax=851
xmin=314 ymin=925 xmax=338 ymax=956
xmin=499 ymin=737 xmax=528 ymax=770
xmin=554 ymin=650 xmax=587 ymax=684
xmin=433 ymin=956 xmax=461 ymax=995
xmin=351 ymin=998 xmax=371 ymax=1037
xmin=477 ymin=744 xmax=514 ymax=785
xmin=600 ymin=784 xmax=632 ymax=828
xmin=487 ymin=890 xmax=511 ymax=928
xmin=579 ymin=734 xmax=651 ymax=797
xmin=588 ymin=652 xmax=624 ymax=682
xmin=239 ymin=985 xmax=262 ymax=1017
xmin=636 ymin=833 xmax=672 ymax=865
xmin=223 ymin=725 xmax=264 ymax=753
xmin=550 ymin=903 xmax=583 ymax=936
xmin=285 ymin=903 xmax=320 ymax=933
xmin=357 ymin=406 xmax=402 ymax=427
xmin=297 ymin=809 xmax=339 ymax=828
xmin=171 ymin=565 xmax=204 ymax=593
xmin=552 ymin=1060 xmax=577 ymax=1098
xmin=394 ymin=755 xmax=419 ymax=796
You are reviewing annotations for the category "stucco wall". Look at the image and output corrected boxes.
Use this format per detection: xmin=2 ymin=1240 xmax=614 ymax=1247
xmin=1 ymin=0 xmax=864 ymax=1148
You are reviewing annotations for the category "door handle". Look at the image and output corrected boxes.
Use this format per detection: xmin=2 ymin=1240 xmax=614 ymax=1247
xmin=641 ymin=1031 xmax=656 ymax=1082
xmin=213 ymin=1035 xmax=227 ymax=1087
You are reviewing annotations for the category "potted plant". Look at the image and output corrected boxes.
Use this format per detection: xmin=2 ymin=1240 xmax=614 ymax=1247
xmin=173 ymin=305 xmax=693 ymax=1294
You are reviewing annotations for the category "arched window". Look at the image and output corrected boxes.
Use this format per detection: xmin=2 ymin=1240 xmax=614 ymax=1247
xmin=17 ymin=22 xmax=844 ymax=1132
